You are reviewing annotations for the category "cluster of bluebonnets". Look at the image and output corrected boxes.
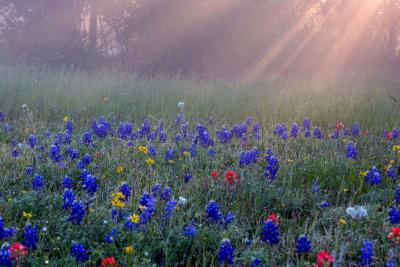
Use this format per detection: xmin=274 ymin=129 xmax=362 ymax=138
xmin=0 ymin=104 xmax=400 ymax=266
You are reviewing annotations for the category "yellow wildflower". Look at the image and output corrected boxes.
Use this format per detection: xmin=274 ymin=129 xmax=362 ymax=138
xmin=129 ymin=214 xmax=140 ymax=223
xmin=183 ymin=151 xmax=191 ymax=158
xmin=343 ymin=188 xmax=349 ymax=193
xmin=63 ymin=116 xmax=69 ymax=122
xmin=24 ymin=127 xmax=30 ymax=135
xmin=124 ymin=245 xmax=134 ymax=255
xmin=111 ymin=192 xmax=126 ymax=208
xmin=138 ymin=205 xmax=146 ymax=211
xmin=360 ymin=171 xmax=368 ymax=177
xmin=138 ymin=146 xmax=148 ymax=155
xmin=167 ymin=160 xmax=175 ymax=164
xmin=22 ymin=211 xmax=32 ymax=219
xmin=339 ymin=218 xmax=347 ymax=226
xmin=116 ymin=166 xmax=124 ymax=174
xmin=393 ymin=145 xmax=400 ymax=152
xmin=146 ymin=158 xmax=155 ymax=166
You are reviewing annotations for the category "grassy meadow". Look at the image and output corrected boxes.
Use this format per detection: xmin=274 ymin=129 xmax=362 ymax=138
xmin=0 ymin=66 xmax=399 ymax=266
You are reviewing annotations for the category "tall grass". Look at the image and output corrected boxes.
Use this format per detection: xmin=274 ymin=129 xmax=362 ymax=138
xmin=0 ymin=66 xmax=399 ymax=131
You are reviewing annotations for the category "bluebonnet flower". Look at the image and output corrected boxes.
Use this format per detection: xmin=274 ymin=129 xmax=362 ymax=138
xmin=48 ymin=143 xmax=63 ymax=162
xmin=139 ymin=192 xmax=152 ymax=206
xmin=387 ymin=165 xmax=398 ymax=179
xmin=304 ymin=129 xmax=311 ymax=138
xmin=303 ymin=117 xmax=311 ymax=129
xmin=92 ymin=116 xmax=112 ymax=138
xmin=63 ymin=176 xmax=74 ymax=189
xmin=71 ymin=243 xmax=88 ymax=262
xmin=311 ymin=181 xmax=320 ymax=194
xmin=393 ymin=129 xmax=399 ymax=140
xmin=161 ymin=187 xmax=172 ymax=201
xmin=274 ymin=123 xmax=287 ymax=138
xmin=253 ymin=122 xmax=261 ymax=141
xmin=232 ymin=122 xmax=247 ymax=139
xmin=118 ymin=122 xmax=133 ymax=139
xmin=291 ymin=123 xmax=298 ymax=138
xmin=82 ymin=153 xmax=91 ymax=166
xmin=224 ymin=212 xmax=235 ymax=224
xmin=313 ymin=127 xmax=323 ymax=139
xmin=320 ymin=201 xmax=331 ymax=208
xmin=208 ymin=149 xmax=216 ymax=156
xmin=28 ymin=134 xmax=36 ymax=148
xmin=147 ymin=131 xmax=157 ymax=142
xmin=216 ymin=128 xmax=233 ymax=144
xmin=346 ymin=141 xmax=357 ymax=159
xmin=217 ymin=239 xmax=235 ymax=264
xmin=264 ymin=149 xmax=279 ymax=181
xmin=0 ymin=112 xmax=3 ymax=122
xmin=65 ymin=120 xmax=73 ymax=134
xmin=25 ymin=166 xmax=34 ymax=175
xmin=0 ymin=217 xmax=15 ymax=239
xmin=66 ymin=147 xmax=78 ymax=160
xmin=64 ymin=133 xmax=72 ymax=144
xmin=82 ymin=130 xmax=91 ymax=145
xmin=165 ymin=148 xmax=174 ymax=161
xmin=0 ymin=244 xmax=11 ymax=267
xmin=189 ymin=143 xmax=197 ymax=158
xmin=183 ymin=224 xmax=196 ymax=237
xmin=139 ymin=194 xmax=156 ymax=225
xmin=344 ymin=127 xmax=351 ymax=135
xmin=389 ymin=206 xmax=400 ymax=224
xmin=11 ymin=139 xmax=17 ymax=147
xmin=196 ymin=125 xmax=214 ymax=147
xmin=111 ymin=207 xmax=124 ymax=223
xmin=239 ymin=149 xmax=260 ymax=166
xmin=11 ymin=149 xmax=19 ymax=158
xmin=63 ymin=189 xmax=75 ymax=209
xmin=69 ymin=201 xmax=86 ymax=225
xmin=151 ymin=183 xmax=162 ymax=198
xmin=32 ymin=174 xmax=44 ymax=190
xmin=45 ymin=130 xmax=52 ymax=138
xmin=83 ymin=175 xmax=97 ymax=195
xmin=386 ymin=249 xmax=396 ymax=267
xmin=360 ymin=240 xmax=373 ymax=266
xmin=251 ymin=258 xmax=261 ymax=267
xmin=352 ymin=123 xmax=360 ymax=136
xmin=184 ymin=172 xmax=193 ymax=183
xmin=163 ymin=200 xmax=177 ymax=219
xmin=80 ymin=169 xmax=90 ymax=180
xmin=365 ymin=166 xmax=382 ymax=185
xmin=138 ymin=118 xmax=151 ymax=138
xmin=105 ymin=227 xmax=120 ymax=244
xmin=295 ymin=235 xmax=312 ymax=253
xmin=159 ymin=130 xmax=167 ymax=142
xmin=147 ymin=144 xmax=156 ymax=156
xmin=120 ymin=183 xmax=132 ymax=200
xmin=331 ymin=129 xmax=340 ymax=139
xmin=261 ymin=220 xmax=279 ymax=245
xmin=207 ymin=200 xmax=222 ymax=222
xmin=396 ymin=185 xmax=400 ymax=204
xmin=23 ymin=224 xmax=39 ymax=249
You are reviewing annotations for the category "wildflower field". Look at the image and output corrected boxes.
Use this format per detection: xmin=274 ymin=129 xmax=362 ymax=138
xmin=1 ymin=67 xmax=400 ymax=266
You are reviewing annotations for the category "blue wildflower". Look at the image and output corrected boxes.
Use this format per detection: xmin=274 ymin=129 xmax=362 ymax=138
xmin=23 ymin=224 xmax=39 ymax=249
xmin=105 ymin=227 xmax=120 ymax=244
xmin=264 ymin=149 xmax=279 ymax=181
xmin=65 ymin=120 xmax=73 ymax=134
xmin=352 ymin=123 xmax=360 ymax=136
xmin=184 ymin=172 xmax=193 ymax=183
xmin=388 ymin=165 xmax=398 ymax=179
xmin=311 ymin=181 xmax=320 ymax=194
xmin=331 ymin=129 xmax=340 ymax=139
xmin=251 ymin=258 xmax=261 ymax=267
xmin=313 ymin=127 xmax=323 ymax=139
xmin=119 ymin=183 xmax=132 ymax=200
xmin=365 ymin=166 xmax=382 ymax=185
xmin=217 ymin=238 xmax=235 ymax=264
xmin=346 ymin=141 xmax=357 ymax=159
xmin=0 ymin=245 xmax=11 ymax=267
xmin=388 ymin=206 xmax=400 ymax=224
xmin=396 ymin=185 xmax=400 ymax=204
xmin=92 ymin=116 xmax=112 ymax=138
xmin=261 ymin=220 xmax=279 ymax=245
xmin=28 ymin=134 xmax=36 ymax=148
xmin=303 ymin=117 xmax=311 ymax=129
xmin=206 ymin=200 xmax=222 ymax=222
xmin=71 ymin=243 xmax=88 ymax=262
xmin=82 ymin=130 xmax=92 ymax=145
xmin=253 ymin=122 xmax=261 ymax=141
xmin=63 ymin=176 xmax=74 ymax=189
xmin=82 ymin=153 xmax=91 ymax=166
xmin=196 ymin=125 xmax=214 ymax=147
xmin=32 ymin=174 xmax=44 ymax=190
xmin=161 ymin=187 xmax=172 ymax=201
xmin=63 ymin=189 xmax=75 ymax=209
xmin=83 ymin=175 xmax=98 ymax=195
xmin=216 ymin=128 xmax=233 ymax=144
xmin=25 ymin=166 xmax=34 ymax=175
xmin=163 ymin=200 xmax=178 ymax=220
xmin=118 ymin=122 xmax=133 ymax=139
xmin=224 ymin=212 xmax=235 ymax=224
xmin=291 ymin=123 xmax=298 ymax=138
xmin=0 ymin=217 xmax=15 ymax=239
xmin=295 ymin=235 xmax=312 ymax=253
xmin=320 ymin=201 xmax=331 ymax=208
xmin=183 ymin=224 xmax=196 ymax=237
xmin=360 ymin=240 xmax=373 ymax=266
xmin=69 ymin=201 xmax=86 ymax=225
xmin=239 ymin=149 xmax=260 ymax=166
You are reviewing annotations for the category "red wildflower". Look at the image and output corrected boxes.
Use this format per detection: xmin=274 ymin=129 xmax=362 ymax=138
xmin=315 ymin=251 xmax=334 ymax=267
xmin=225 ymin=170 xmax=239 ymax=186
xmin=100 ymin=257 xmax=119 ymax=267
xmin=8 ymin=242 xmax=28 ymax=260
xmin=211 ymin=171 xmax=219 ymax=179
xmin=386 ymin=131 xmax=393 ymax=140
xmin=387 ymin=227 xmax=400 ymax=244
xmin=363 ymin=130 xmax=369 ymax=136
xmin=336 ymin=122 xmax=345 ymax=131
xmin=266 ymin=213 xmax=280 ymax=225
